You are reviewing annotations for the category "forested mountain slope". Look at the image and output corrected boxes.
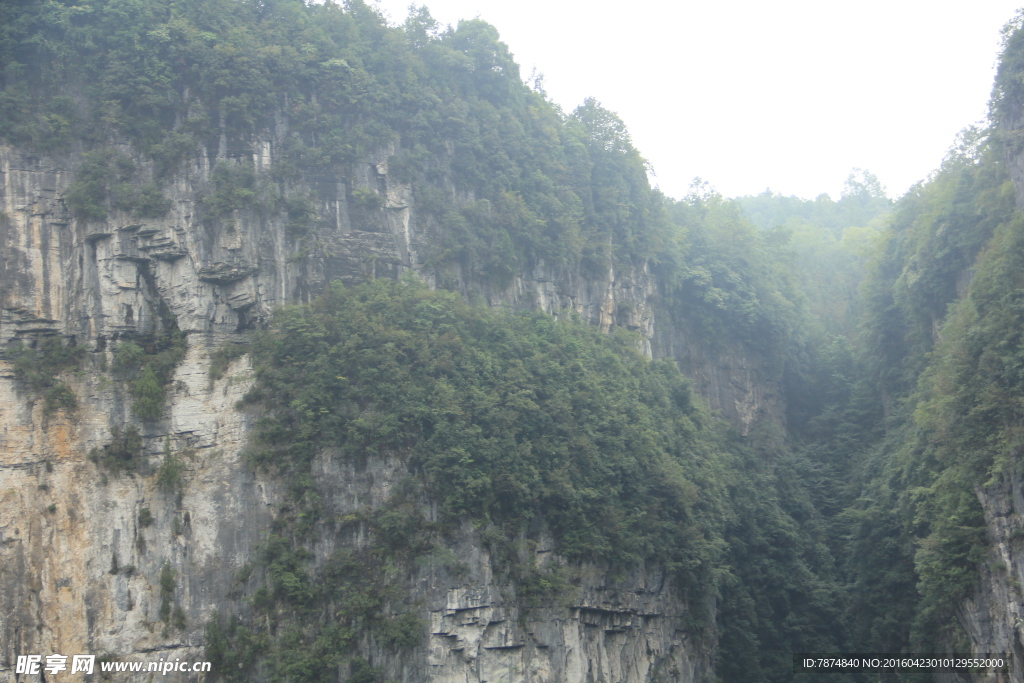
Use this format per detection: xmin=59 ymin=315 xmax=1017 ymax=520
xmin=2 ymin=1 xmax=1024 ymax=682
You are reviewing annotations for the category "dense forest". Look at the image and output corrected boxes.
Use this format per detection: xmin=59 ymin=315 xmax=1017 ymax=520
xmin=3 ymin=1 xmax=1024 ymax=681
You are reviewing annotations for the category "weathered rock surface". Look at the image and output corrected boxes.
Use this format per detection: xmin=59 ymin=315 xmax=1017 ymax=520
xmin=0 ymin=138 xmax=760 ymax=681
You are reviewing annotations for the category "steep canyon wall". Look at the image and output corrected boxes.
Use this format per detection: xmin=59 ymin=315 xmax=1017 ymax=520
xmin=0 ymin=138 xmax=759 ymax=681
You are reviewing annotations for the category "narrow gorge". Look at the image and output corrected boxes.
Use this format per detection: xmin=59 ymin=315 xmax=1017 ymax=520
xmin=3 ymin=2 xmax=1024 ymax=682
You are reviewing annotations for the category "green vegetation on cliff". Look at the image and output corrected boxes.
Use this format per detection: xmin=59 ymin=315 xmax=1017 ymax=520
xmin=6 ymin=0 xmax=1024 ymax=680
xmin=837 ymin=123 xmax=1020 ymax=651
xmin=246 ymin=277 xmax=726 ymax=582
xmin=0 ymin=0 xmax=670 ymax=277
xmin=9 ymin=336 xmax=84 ymax=414
xmin=223 ymin=277 xmax=734 ymax=679
xmin=235 ymin=276 xmax=853 ymax=681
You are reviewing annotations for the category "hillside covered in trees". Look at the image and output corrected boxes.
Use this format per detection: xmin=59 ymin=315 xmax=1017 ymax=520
xmin=3 ymin=1 xmax=1024 ymax=682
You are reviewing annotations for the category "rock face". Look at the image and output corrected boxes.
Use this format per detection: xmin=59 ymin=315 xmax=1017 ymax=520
xmin=957 ymin=475 xmax=1024 ymax=683
xmin=425 ymin=572 xmax=709 ymax=683
xmin=0 ymin=138 xmax=758 ymax=681
xmin=0 ymin=342 xmax=260 ymax=681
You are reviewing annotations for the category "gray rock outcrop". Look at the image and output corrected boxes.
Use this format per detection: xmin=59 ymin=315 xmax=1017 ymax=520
xmin=0 ymin=135 xmax=771 ymax=681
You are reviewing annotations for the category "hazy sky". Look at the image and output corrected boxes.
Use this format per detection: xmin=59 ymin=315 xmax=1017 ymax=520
xmin=369 ymin=0 xmax=1022 ymax=201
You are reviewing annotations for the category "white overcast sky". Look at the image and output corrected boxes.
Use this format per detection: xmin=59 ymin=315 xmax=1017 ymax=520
xmin=367 ymin=0 xmax=1023 ymax=201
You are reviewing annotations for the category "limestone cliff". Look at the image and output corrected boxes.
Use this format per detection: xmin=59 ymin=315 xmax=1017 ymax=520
xmin=957 ymin=475 xmax=1024 ymax=683
xmin=0 ymin=137 xmax=752 ymax=681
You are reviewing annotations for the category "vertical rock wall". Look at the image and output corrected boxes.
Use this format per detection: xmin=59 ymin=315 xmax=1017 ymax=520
xmin=0 ymin=137 xmax=769 ymax=681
